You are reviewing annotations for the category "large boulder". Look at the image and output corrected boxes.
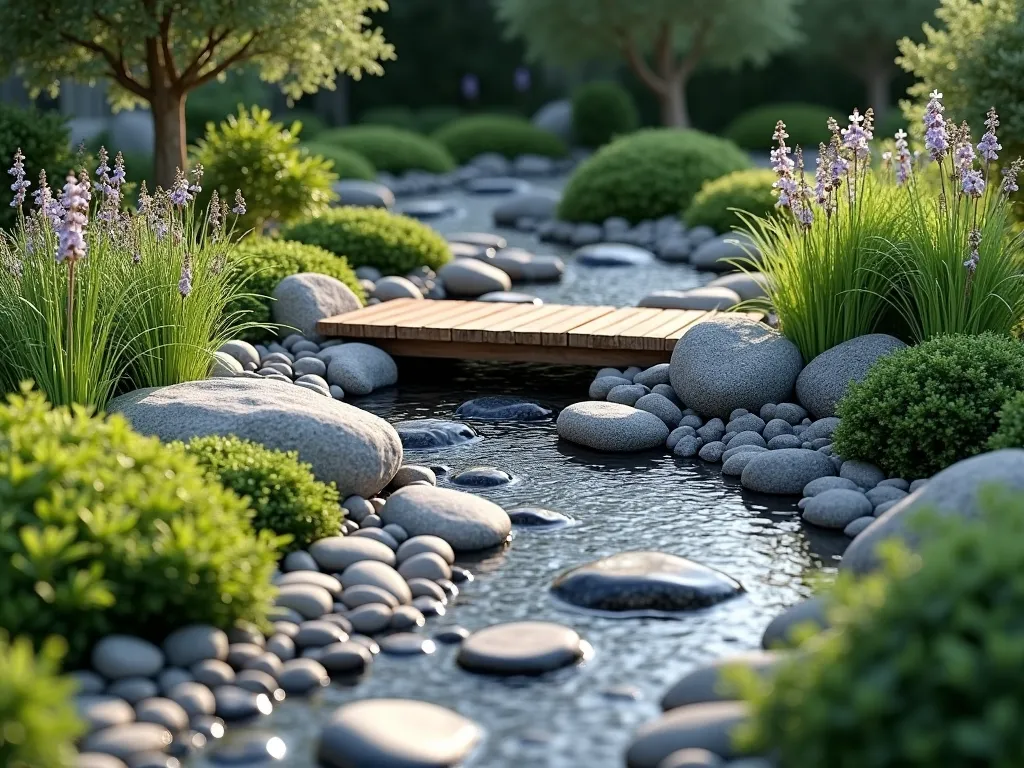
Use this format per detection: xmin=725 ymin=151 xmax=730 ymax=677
xmin=492 ymin=190 xmax=561 ymax=226
xmin=669 ymin=316 xmax=803 ymax=419
xmin=531 ymin=99 xmax=573 ymax=143
xmin=109 ymin=378 xmax=402 ymax=498
xmin=379 ymin=485 xmax=511 ymax=551
xmin=740 ymin=449 xmax=836 ymax=495
xmin=272 ymin=272 xmax=361 ymax=341
xmin=437 ymin=259 xmax=512 ymax=298
xmin=841 ymin=449 xmax=1024 ymax=575
xmin=557 ymin=402 xmax=670 ymax=452
xmin=795 ymin=334 xmax=907 ymax=419
xmin=689 ymin=233 xmax=760 ymax=273
xmin=321 ymin=343 xmax=398 ymax=396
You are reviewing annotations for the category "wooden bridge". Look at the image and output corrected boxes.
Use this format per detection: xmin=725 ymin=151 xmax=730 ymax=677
xmin=318 ymin=299 xmax=758 ymax=367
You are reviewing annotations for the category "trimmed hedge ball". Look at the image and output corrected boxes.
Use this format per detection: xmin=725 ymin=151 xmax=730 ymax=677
xmin=684 ymin=168 xmax=779 ymax=233
xmin=571 ymin=80 xmax=640 ymax=148
xmin=432 ymin=114 xmax=568 ymax=164
xmin=303 ymin=141 xmax=377 ymax=180
xmin=317 ymin=126 xmax=456 ymax=174
xmin=724 ymin=103 xmax=834 ymax=151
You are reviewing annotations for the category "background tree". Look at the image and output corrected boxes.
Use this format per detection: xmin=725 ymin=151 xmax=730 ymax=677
xmin=0 ymin=0 xmax=394 ymax=188
xmin=798 ymin=0 xmax=939 ymax=122
xmin=493 ymin=0 xmax=800 ymax=128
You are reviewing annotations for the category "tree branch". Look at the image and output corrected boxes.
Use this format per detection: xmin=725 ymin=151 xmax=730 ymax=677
xmin=189 ymin=33 xmax=262 ymax=90
xmin=178 ymin=27 xmax=232 ymax=86
xmin=57 ymin=32 xmax=150 ymax=99
xmin=676 ymin=17 xmax=712 ymax=80
xmin=159 ymin=10 xmax=180 ymax=85
xmin=616 ymin=29 xmax=667 ymax=95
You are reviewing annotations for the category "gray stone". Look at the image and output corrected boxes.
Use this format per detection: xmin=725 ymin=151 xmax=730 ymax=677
xmin=210 ymin=351 xmax=243 ymax=378
xmin=707 ymin=272 xmax=770 ymax=301
xmin=574 ymin=243 xmax=655 ymax=267
xmin=330 ymin=384 xmax=345 ymax=400
xmin=654 ymin=236 xmax=692 ymax=263
xmin=294 ymin=620 xmax=349 ymax=649
xmin=275 ymin=583 xmax=333 ymax=619
xmin=909 ymin=479 xmax=929 ymax=493
xmin=878 ymin=478 xmax=910 ymax=491
xmin=873 ymin=500 xmax=899 ymax=516
xmin=334 ymin=179 xmax=395 ymax=208
xmin=271 ymin=273 xmax=360 ymax=341
xmin=266 ymin=634 xmax=296 ymax=661
xmin=106 ymin=678 xmax=158 ymax=704
xmin=379 ymin=631 xmax=434 ymax=655
xmin=318 ymin=641 xmax=372 ymax=675
xmin=761 ymin=596 xmax=829 ymax=649
xmin=696 ymin=418 xmax=726 ymax=443
xmin=394 ymin=419 xmax=478 ymax=450
xmin=722 ymin=450 xmax=764 ymax=476
xmin=726 ymin=413 xmax=765 ymax=434
xmin=162 ymin=626 xmax=228 ymax=669
xmin=767 ymin=434 xmax=803 ymax=450
xmin=322 ymin=342 xmax=398 ymax=396
xmin=639 ymin=287 xmax=741 ymax=311
xmin=866 ymin=485 xmax=908 ymax=506
xmin=76 ymin=695 xmax=136 ymax=732
xmin=551 ymin=552 xmax=742 ymax=612
xmin=759 ymin=403 xmax=777 ymax=421
xmin=458 ymin=621 xmax=587 ymax=675
xmin=590 ymin=376 xmax=634 ymax=399
xmin=455 ymin=396 xmax=551 ymax=421
xmin=292 ymin=356 xmax=328 ymax=378
xmin=803 ymin=476 xmax=860 ymax=496
xmin=380 ymin=485 xmax=511 ymax=551
xmin=135 ymin=697 xmax=189 ymax=732
xmin=213 ymin=685 xmax=273 ymax=720
xmin=690 ymin=232 xmax=760 ymax=272
xmin=276 ymin=570 xmax=343 ymax=597
xmin=572 ymin=222 xmax=605 ymax=246
xmin=558 ymin=401 xmax=670 ymax=452
xmin=634 ymin=364 xmax=671 ymax=388
xmin=513 ymin=154 xmax=556 ymax=176
xmin=397 ymin=552 xmax=452 ymax=581
xmin=373 ymin=276 xmax=423 ymax=302
xmin=346 ymin=603 xmax=393 ymax=634
xmin=389 ymin=605 xmax=428 ymax=632
xmin=309 ymin=536 xmax=396 ymax=570
xmin=687 ymin=226 xmax=716 ymax=246
xmin=741 ymin=449 xmax=836 ymax=495
xmin=477 ymin=290 xmax=542 ymax=304
xmin=391 ymin=465 xmax=436 ymax=488
xmin=283 ymin=550 xmax=319 ymax=572
xmin=774 ymin=403 xmax=808 ymax=426
xmin=340 ymin=561 xmax=412 ymax=603
xmin=698 ymin=441 xmax=726 ymax=462
xmin=840 ymin=460 xmax=886 ymax=490
xmin=279 ymin=658 xmax=329 ymax=694
xmin=506 ymin=507 xmax=574 ymax=527
xmin=761 ymin=418 xmax=792 ymax=442
xmin=607 ymin=384 xmax=650 ymax=406
xmin=217 ymin=340 xmax=260 ymax=370
xmin=397 ymin=535 xmax=456 ymax=565
xmin=109 ymin=378 xmax=402 ymax=498
xmin=355 ymin=266 xmax=382 ymax=282
xmin=70 ymin=671 xmax=107 ymax=695
xmin=722 ymin=444 xmax=767 ymax=463
xmin=674 ymin=435 xmax=703 ymax=458
xmin=727 ymin=431 xmax=767 ymax=449
xmin=340 ymin=584 xmax=399 ymax=610
xmin=76 ymin=755 xmax=130 ymax=768
xmin=796 ymin=334 xmax=907 ymax=419
xmin=92 ymin=636 xmax=164 ymax=680
xmin=166 ymin=682 xmax=216 ymax=717
xmin=492 ymin=190 xmax=561 ymax=226
xmin=318 ymin=698 xmax=482 ymax=768
xmin=653 ymin=384 xmax=682 ymax=405
xmin=798 ymin=417 xmax=840 ymax=443
xmin=661 ymin=651 xmax=782 ymax=710
xmin=658 ymin=748 xmax=724 ymax=767
xmin=668 ymin=426 xmax=696 ymax=449
xmin=437 ymin=259 xmax=512 ymax=297
xmin=446 ymin=231 xmax=507 ymax=250
xmin=844 ymin=516 xmax=875 ymax=537
xmin=802 ymin=489 xmax=873 ymax=529
xmin=670 ymin=316 xmax=803 ymax=420
xmin=450 ymin=466 xmax=512 ymax=488
xmin=190 ymin=659 xmax=235 ymax=687
xmin=81 ymin=724 xmax=173 ymax=760
xmin=625 ymin=701 xmax=750 ymax=766
xmin=636 ymin=393 xmax=683 ymax=427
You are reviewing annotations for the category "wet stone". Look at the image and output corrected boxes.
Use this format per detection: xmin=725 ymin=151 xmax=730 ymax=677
xmin=319 ymin=642 xmax=373 ymax=675
xmin=379 ymin=633 xmax=437 ymax=656
xmin=163 ymin=626 xmax=229 ymax=668
xmin=134 ymin=697 xmax=189 ymax=732
xmin=226 ymin=643 xmax=264 ymax=670
xmin=76 ymin=695 xmax=136 ymax=732
xmin=394 ymin=419 xmax=479 ymax=450
xmin=449 ymin=466 xmax=513 ymax=488
xmin=213 ymin=685 xmax=274 ymax=721
xmin=92 ymin=636 xmax=165 ymax=680
xmin=191 ymin=659 xmax=235 ymax=688
xmin=346 ymin=603 xmax=394 ymax=634
xmin=507 ymin=507 xmax=574 ymax=527
xmin=390 ymin=605 xmax=427 ymax=630
xmin=167 ymin=682 xmax=216 ymax=718
xmin=434 ymin=627 xmax=471 ymax=645
xmin=234 ymin=670 xmax=283 ymax=698
xmin=295 ymin=620 xmax=349 ymax=648
xmin=396 ymin=535 xmax=456 ymax=565
xmin=458 ymin=621 xmax=589 ymax=675
xmin=278 ymin=659 xmax=330 ymax=694
xmin=276 ymin=570 xmax=343 ymax=597
xmin=412 ymin=596 xmax=446 ymax=617
xmin=190 ymin=715 xmax=226 ymax=741
xmin=455 ymin=396 xmax=552 ymax=421
xmin=397 ymin=552 xmax=453 ymax=581
xmin=81 ymin=723 xmax=174 ymax=760
xmin=450 ymin=566 xmax=474 ymax=584
xmin=407 ymin=578 xmax=448 ymax=603
xmin=208 ymin=732 xmax=287 ymax=765
xmin=107 ymin=678 xmax=159 ymax=705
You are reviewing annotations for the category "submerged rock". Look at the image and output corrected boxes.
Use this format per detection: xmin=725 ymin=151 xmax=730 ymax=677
xmin=449 ymin=466 xmax=513 ymax=488
xmin=455 ymin=396 xmax=552 ymax=421
xmin=394 ymin=419 xmax=478 ymax=450
xmin=507 ymin=507 xmax=574 ymax=527
xmin=457 ymin=621 xmax=589 ymax=675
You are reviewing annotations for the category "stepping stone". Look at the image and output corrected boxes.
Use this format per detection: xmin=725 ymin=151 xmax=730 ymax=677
xmin=457 ymin=621 xmax=589 ymax=675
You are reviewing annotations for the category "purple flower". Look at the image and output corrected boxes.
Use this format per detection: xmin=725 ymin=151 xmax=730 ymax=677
xmin=111 ymin=152 xmax=126 ymax=186
xmin=770 ymin=120 xmax=796 ymax=209
xmin=894 ymin=130 xmax=912 ymax=187
xmin=8 ymin=147 xmax=29 ymax=207
xmin=461 ymin=73 xmax=480 ymax=101
xmin=961 ymin=169 xmax=985 ymax=198
xmin=964 ymin=228 xmax=982 ymax=273
xmin=1002 ymin=159 xmax=1024 ymax=194
xmin=178 ymin=252 xmax=193 ymax=298
xmin=953 ymin=127 xmax=976 ymax=172
xmin=209 ymin=190 xmax=223 ymax=241
xmin=56 ymin=171 xmax=90 ymax=264
xmin=169 ymin=169 xmax=192 ymax=207
xmin=513 ymin=67 xmax=531 ymax=93
xmin=95 ymin=147 xmax=110 ymax=179
xmin=841 ymin=108 xmax=872 ymax=159
xmin=189 ymin=163 xmax=204 ymax=196
xmin=232 ymin=189 xmax=246 ymax=216
xmin=924 ymin=90 xmax=947 ymax=162
xmin=977 ymin=107 xmax=1001 ymax=163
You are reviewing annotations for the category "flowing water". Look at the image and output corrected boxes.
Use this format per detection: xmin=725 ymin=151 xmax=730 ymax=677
xmin=192 ymin=181 xmax=846 ymax=768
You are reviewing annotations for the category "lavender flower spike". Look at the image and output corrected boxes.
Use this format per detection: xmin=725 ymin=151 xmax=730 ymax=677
xmin=111 ymin=152 xmax=126 ymax=188
xmin=978 ymin=107 xmax=1001 ymax=163
xmin=8 ymin=147 xmax=29 ymax=207
xmin=894 ymin=130 xmax=913 ymax=187
xmin=770 ymin=120 xmax=796 ymax=209
xmin=189 ymin=163 xmax=204 ymax=195
xmin=56 ymin=172 xmax=89 ymax=264
xmin=1002 ymin=158 xmax=1024 ymax=194
xmin=169 ymin=169 xmax=192 ymax=207
xmin=962 ymin=169 xmax=985 ymax=198
xmin=841 ymin=108 xmax=871 ymax=159
xmin=178 ymin=252 xmax=193 ymax=298
xmin=924 ymin=89 xmax=947 ymax=162
xmin=232 ymin=189 xmax=246 ymax=216
xmin=964 ymin=228 xmax=982 ymax=273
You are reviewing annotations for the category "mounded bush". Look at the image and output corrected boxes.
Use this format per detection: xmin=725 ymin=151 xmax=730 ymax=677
xmin=0 ymin=389 xmax=280 ymax=664
xmin=302 ymin=141 xmax=376 ymax=180
xmin=359 ymin=106 xmax=419 ymax=132
xmin=684 ymin=168 xmax=778 ymax=233
xmin=724 ymin=103 xmax=834 ymax=151
xmin=571 ymin=81 xmax=640 ymax=148
xmin=181 ymin=435 xmax=343 ymax=552
xmin=558 ymin=128 xmax=751 ymax=224
xmin=317 ymin=126 xmax=455 ymax=174
xmin=281 ymin=206 xmax=452 ymax=275
xmin=988 ymin=391 xmax=1024 ymax=450
xmin=832 ymin=333 xmax=1024 ymax=478
xmin=0 ymin=103 xmax=72 ymax=230
xmin=432 ymin=114 xmax=568 ymax=164
xmin=0 ymin=634 xmax=83 ymax=768
xmin=225 ymin=238 xmax=364 ymax=342
xmin=737 ymin=487 xmax=1024 ymax=767
xmin=415 ymin=106 xmax=463 ymax=134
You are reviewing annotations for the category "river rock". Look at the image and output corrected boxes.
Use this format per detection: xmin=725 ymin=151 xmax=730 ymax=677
xmin=839 ymin=460 xmax=886 ymax=490
xmin=309 ymin=536 xmax=396 ymax=570
xmin=669 ymin=316 xmax=802 ymax=420
xmin=109 ymin=378 xmax=401 ymax=498
xmin=380 ymin=485 xmax=511 ymax=551
xmin=574 ymin=243 xmax=654 ymax=267
xmin=372 ymin=276 xmax=423 ymax=302
xmin=76 ymin=695 xmax=136 ymax=732
xmin=507 ymin=507 xmax=573 ymax=527
xmin=800 ymin=417 xmax=840 ymax=442
xmin=447 ymin=232 xmax=507 ymax=250
xmin=866 ymin=485 xmax=908 ymax=507
xmin=761 ymin=595 xmax=829 ymax=649
xmin=607 ymin=383 xmax=650 ymax=407
xmin=844 ymin=516 xmax=875 ymax=537
xmin=275 ymin=583 xmax=333 ymax=619
xmin=801 ymin=489 xmax=872 ymax=529
xmin=557 ymin=401 xmax=670 ymax=452
xmin=625 ymin=701 xmax=750 ymax=766
xmin=437 ymin=259 xmax=512 ymax=297
xmin=795 ymin=334 xmax=906 ymax=419
xmin=162 ymin=626 xmax=228 ymax=669
xmin=394 ymin=419 xmax=478 ymax=450
xmin=802 ymin=476 xmax=860 ymax=496
xmin=335 ymin=179 xmax=394 ymax=209
xmin=318 ymin=698 xmax=482 ymax=768
xmin=706 ymin=272 xmax=770 ymax=301
xmin=339 ymin=561 xmax=412 ymax=604
xmin=391 ymin=465 xmax=436 ymax=488
xmin=638 ymin=287 xmax=740 ymax=311
xmin=450 ymin=466 xmax=512 ymax=487
xmin=321 ymin=343 xmax=398 ymax=396
xmin=634 ymin=364 xmax=671 ymax=388
xmin=741 ymin=449 xmax=835 ymax=494
xmin=477 ymin=290 xmax=542 ymax=304
xmin=271 ymin=273 xmax=361 ymax=341
xmin=492 ymin=190 xmax=560 ymax=226
xmin=689 ymin=232 xmax=760 ymax=273
xmin=75 ymin=754 xmax=130 ymax=768
xmin=397 ymin=535 xmax=456 ymax=564
xmin=551 ymin=552 xmax=742 ymax=612
xmin=455 ymin=396 xmax=551 ymax=421
xmin=81 ymin=723 xmax=174 ymax=760
xmin=661 ymin=651 xmax=783 ymax=710
xmin=457 ymin=621 xmax=588 ymax=675
xmin=210 ymin=351 xmax=243 ymax=378
xmin=92 ymin=636 xmax=165 ymax=680
xmin=635 ymin=393 xmax=683 ymax=428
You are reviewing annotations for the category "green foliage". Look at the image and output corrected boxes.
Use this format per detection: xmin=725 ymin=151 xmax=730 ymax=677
xmin=185 ymin=69 xmax=274 ymax=144
xmin=832 ymin=333 xmax=1024 ymax=478
xmin=225 ymin=237 xmax=363 ymax=342
xmin=724 ymin=103 xmax=833 ymax=151
xmin=284 ymin=109 xmax=327 ymax=140
xmin=0 ymin=389 xmax=280 ymax=664
xmin=558 ymin=128 xmax=751 ymax=223
xmin=359 ymin=106 xmax=419 ymax=132
xmin=736 ymin=487 xmax=1024 ymax=768
xmin=317 ymin=126 xmax=456 ymax=174
xmin=988 ymin=392 xmax=1024 ymax=450
xmin=182 ymin=435 xmax=343 ymax=552
xmin=433 ymin=114 xmax=567 ymax=163
xmin=684 ymin=168 xmax=778 ymax=232
xmin=415 ymin=106 xmax=463 ymax=134
xmin=192 ymin=106 xmax=337 ymax=235
xmin=0 ymin=634 xmax=83 ymax=768
xmin=571 ymin=81 xmax=640 ymax=148
xmin=302 ymin=141 xmax=376 ymax=180
xmin=875 ymin=109 xmax=908 ymax=141
xmin=0 ymin=104 xmax=71 ymax=232
xmin=282 ymin=206 xmax=452 ymax=274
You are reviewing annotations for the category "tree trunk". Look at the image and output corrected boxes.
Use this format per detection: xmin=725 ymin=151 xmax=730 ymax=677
xmin=659 ymin=75 xmax=689 ymax=128
xmin=866 ymin=65 xmax=891 ymax=125
xmin=151 ymin=89 xmax=187 ymax=190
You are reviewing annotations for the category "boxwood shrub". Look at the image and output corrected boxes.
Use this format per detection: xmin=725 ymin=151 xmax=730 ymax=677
xmin=684 ymin=168 xmax=778 ymax=233
xmin=317 ymin=126 xmax=455 ymax=174
xmin=182 ymin=435 xmax=343 ymax=552
xmin=0 ymin=634 xmax=83 ymax=768
xmin=988 ymin=391 xmax=1024 ymax=450
xmin=359 ymin=106 xmax=419 ymax=132
xmin=281 ymin=206 xmax=452 ymax=275
xmin=0 ymin=389 xmax=280 ymax=664
xmin=0 ymin=103 xmax=72 ymax=231
xmin=432 ymin=114 xmax=568 ymax=163
xmin=302 ymin=141 xmax=377 ymax=180
xmin=558 ymin=129 xmax=751 ymax=224
xmin=225 ymin=238 xmax=364 ymax=342
xmin=832 ymin=333 xmax=1024 ymax=478
xmin=736 ymin=487 xmax=1024 ymax=767
xmin=724 ymin=103 xmax=834 ymax=151
xmin=415 ymin=106 xmax=463 ymax=134
xmin=571 ymin=81 xmax=640 ymax=148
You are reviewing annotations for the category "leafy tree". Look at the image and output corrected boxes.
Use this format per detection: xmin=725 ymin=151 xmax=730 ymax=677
xmin=0 ymin=0 xmax=394 ymax=189
xmin=493 ymin=0 xmax=800 ymax=128
xmin=798 ymin=0 xmax=938 ymax=122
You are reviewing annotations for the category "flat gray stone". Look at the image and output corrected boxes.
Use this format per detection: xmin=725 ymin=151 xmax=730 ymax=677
xmin=767 ymin=434 xmax=803 ymax=450
xmin=346 ymin=603 xmax=394 ymax=634
xmin=293 ymin=356 xmax=328 ymax=378
xmin=607 ymin=384 xmax=650 ymax=407
xmin=458 ymin=621 xmax=587 ymax=675
xmin=397 ymin=552 xmax=452 ymax=581
xmin=698 ymin=441 xmax=726 ymax=462
xmin=76 ymin=695 xmax=136 ymax=732
xmin=272 ymin=273 xmax=361 ymax=341
xmin=492 ymin=190 xmax=561 ymax=226
xmin=661 ymin=651 xmax=783 ymax=710
xmin=635 ymin=393 xmax=683 ymax=427
xmin=380 ymin=485 xmax=511 ymax=551
xmin=844 ymin=516 xmax=875 ymax=537
xmin=673 ymin=435 xmax=703 ymax=458
xmin=639 ymin=287 xmax=740 ymax=311
xmin=92 ymin=636 xmax=164 ymax=680
xmin=741 ymin=449 xmax=836 ymax=495
xmin=761 ymin=596 xmax=829 ymax=649
xmin=574 ymin=242 xmax=654 ymax=267
xmin=162 ymin=626 xmax=228 ymax=669
xmin=309 ymin=536 xmax=396 ymax=570
xmin=866 ymin=485 xmax=908 ymax=506
xmin=391 ymin=465 xmax=437 ymax=488
xmin=634 ymin=364 xmax=671 ymax=388
xmin=379 ymin=632 xmax=435 ymax=655
xmin=706 ymin=272 xmax=770 ymax=301
xmin=690 ymin=232 xmax=760 ymax=272
xmin=397 ymin=535 xmax=456 ymax=564
xmin=557 ymin=401 xmax=670 ymax=452
xmin=477 ymin=290 xmax=542 ymax=304
xmin=81 ymin=724 xmax=173 ymax=760
xmin=279 ymin=658 xmax=330 ymax=694
xmin=373 ymin=276 xmax=423 ymax=302
xmin=322 ymin=343 xmax=398 ymax=396
xmin=455 ymin=396 xmax=551 ymax=421
xmin=590 ymin=376 xmax=634 ymax=399
xmin=796 ymin=334 xmax=906 ymax=419
xmin=802 ymin=489 xmax=873 ymax=529
xmin=727 ymin=431 xmax=767 ymax=449
xmin=625 ymin=701 xmax=750 ymax=766
xmin=803 ymin=476 xmax=860 ymax=496
xmin=437 ymin=259 xmax=512 ymax=297
xmin=135 ymin=697 xmax=189 ymax=732
xmin=275 ymin=583 xmax=333 ymax=619
xmin=394 ymin=419 xmax=478 ymax=450
xmin=75 ymin=754 xmax=130 ymax=768
xmin=318 ymin=641 xmax=373 ymax=675
xmin=800 ymin=417 xmax=840 ymax=442
xmin=339 ymin=561 xmax=412 ymax=604
xmin=840 ymin=460 xmax=886 ymax=489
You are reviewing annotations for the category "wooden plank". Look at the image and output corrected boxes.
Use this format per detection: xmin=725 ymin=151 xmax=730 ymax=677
xmin=511 ymin=305 xmax=591 ymax=345
xmin=579 ymin=308 xmax=669 ymax=349
xmin=567 ymin=308 xmax=660 ymax=348
xmin=393 ymin=301 xmax=480 ymax=340
xmin=376 ymin=338 xmax=670 ymax=367
xmin=480 ymin=304 xmax=568 ymax=343
xmin=450 ymin=304 xmax=545 ymax=343
xmin=317 ymin=298 xmax=420 ymax=337
xmin=323 ymin=299 xmax=435 ymax=339
xmin=537 ymin=306 xmax=618 ymax=346
xmin=400 ymin=301 xmax=514 ymax=342
xmin=638 ymin=310 xmax=707 ymax=351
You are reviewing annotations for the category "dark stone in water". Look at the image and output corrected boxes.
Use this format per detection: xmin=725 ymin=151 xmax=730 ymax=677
xmin=449 ymin=566 xmax=474 ymax=584
xmin=394 ymin=419 xmax=478 ymax=450
xmin=447 ymin=231 xmax=508 ymax=250
xmin=455 ymin=396 xmax=552 ymax=422
xmin=213 ymin=686 xmax=273 ymax=722
xmin=434 ymin=626 xmax=470 ymax=644
xmin=466 ymin=176 xmax=531 ymax=195
xmin=508 ymin=507 xmax=573 ymax=527
xmin=574 ymin=243 xmax=654 ymax=267
xmin=209 ymin=731 xmax=287 ymax=764
xmin=551 ymin=552 xmax=743 ymax=613
xmin=450 ymin=466 xmax=512 ymax=487
xmin=397 ymin=199 xmax=458 ymax=220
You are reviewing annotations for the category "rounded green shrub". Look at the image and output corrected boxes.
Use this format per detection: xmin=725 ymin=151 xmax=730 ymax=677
xmin=302 ymin=142 xmax=376 ymax=180
xmin=432 ymin=114 xmax=567 ymax=163
xmin=281 ymin=206 xmax=451 ymax=275
xmin=0 ymin=389 xmax=280 ymax=664
xmin=684 ymin=168 xmax=778 ymax=233
xmin=225 ymin=238 xmax=364 ymax=342
xmin=988 ymin=391 xmax=1024 ymax=450
xmin=832 ymin=333 xmax=1024 ymax=478
xmin=571 ymin=81 xmax=640 ymax=148
xmin=737 ymin=487 xmax=1024 ymax=767
xmin=558 ymin=129 xmax=751 ymax=224
xmin=0 ymin=634 xmax=83 ymax=768
xmin=317 ymin=126 xmax=455 ymax=174
xmin=181 ymin=435 xmax=343 ymax=552
xmin=191 ymin=106 xmax=337 ymax=235
xmin=0 ymin=104 xmax=72 ymax=230
xmin=287 ymin=110 xmax=328 ymax=139
xmin=415 ymin=106 xmax=463 ymax=134
xmin=359 ymin=106 xmax=419 ymax=132
xmin=724 ymin=103 xmax=834 ymax=151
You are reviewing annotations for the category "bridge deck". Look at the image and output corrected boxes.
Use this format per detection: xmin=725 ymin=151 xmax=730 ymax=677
xmin=317 ymin=299 xmax=759 ymax=367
